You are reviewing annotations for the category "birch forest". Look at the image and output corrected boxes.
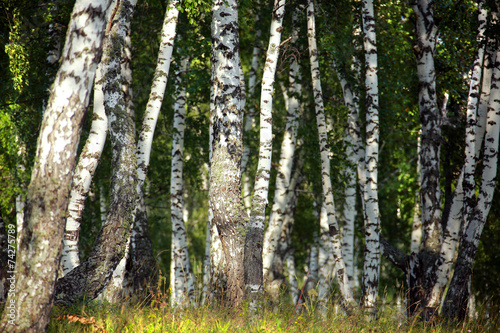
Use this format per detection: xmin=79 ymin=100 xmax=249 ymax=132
xmin=1 ymin=0 xmax=500 ymax=331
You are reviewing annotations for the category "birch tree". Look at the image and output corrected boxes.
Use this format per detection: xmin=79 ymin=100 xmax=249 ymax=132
xmin=54 ymin=0 xmax=139 ymax=305
xmin=170 ymin=57 xmax=196 ymax=307
xmin=209 ymin=0 xmax=247 ymax=307
xmin=244 ymin=0 xmax=286 ymax=303
xmin=0 ymin=0 xmax=111 ymax=330
xmin=262 ymin=0 xmax=299 ymax=290
xmin=306 ymin=0 xmax=356 ymax=311
xmin=61 ymin=60 xmax=108 ymax=276
xmin=361 ymin=0 xmax=381 ymax=316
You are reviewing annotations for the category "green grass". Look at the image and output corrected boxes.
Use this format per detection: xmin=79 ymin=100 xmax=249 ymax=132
xmin=47 ymin=298 xmax=499 ymax=333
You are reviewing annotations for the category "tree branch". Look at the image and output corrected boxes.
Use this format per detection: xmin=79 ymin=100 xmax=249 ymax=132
xmin=380 ymin=235 xmax=409 ymax=273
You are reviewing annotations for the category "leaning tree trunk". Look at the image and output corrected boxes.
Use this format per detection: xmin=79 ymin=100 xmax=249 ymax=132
xmin=101 ymin=26 xmax=136 ymax=302
xmin=54 ymin=0 xmax=138 ymax=305
xmin=306 ymin=0 xmax=356 ymax=312
xmin=262 ymin=1 xmax=300 ymax=295
xmin=170 ymin=57 xmax=195 ymax=308
xmin=426 ymin=1 xmax=489 ymax=313
xmin=61 ymin=57 xmax=108 ymax=276
xmin=209 ymin=0 xmax=248 ymax=308
xmin=244 ymin=0 xmax=286 ymax=304
xmin=442 ymin=39 xmax=500 ymax=321
xmin=0 ymin=1 xmax=111 ymax=331
xmin=409 ymin=0 xmax=441 ymax=318
xmin=128 ymin=0 xmax=182 ymax=299
xmin=360 ymin=0 xmax=381 ymax=317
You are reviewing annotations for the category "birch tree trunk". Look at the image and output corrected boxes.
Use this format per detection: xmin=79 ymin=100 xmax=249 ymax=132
xmin=334 ymin=62 xmax=362 ymax=290
xmin=54 ymin=0 xmax=138 ymax=305
xmin=0 ymin=1 xmax=110 ymax=331
xmin=127 ymin=0 xmax=181 ymax=300
xmin=101 ymin=27 xmax=136 ymax=302
xmin=361 ymin=0 xmax=381 ymax=316
xmin=209 ymin=0 xmax=247 ymax=307
xmin=170 ymin=57 xmax=195 ymax=307
xmin=241 ymin=4 xmax=262 ymax=215
xmin=306 ymin=0 xmax=356 ymax=312
xmin=409 ymin=0 xmax=441 ymax=318
xmin=442 ymin=34 xmax=500 ymax=322
xmin=244 ymin=0 xmax=286 ymax=303
xmin=61 ymin=60 xmax=108 ymax=276
xmin=426 ymin=2 xmax=489 ymax=313
xmin=262 ymin=1 xmax=300 ymax=289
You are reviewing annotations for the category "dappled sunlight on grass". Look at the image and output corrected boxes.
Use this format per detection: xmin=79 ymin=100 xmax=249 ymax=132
xmin=47 ymin=297 xmax=499 ymax=333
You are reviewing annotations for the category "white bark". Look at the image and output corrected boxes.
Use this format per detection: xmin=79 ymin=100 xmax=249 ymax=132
xmin=306 ymin=0 xmax=356 ymax=311
xmin=427 ymin=3 xmax=490 ymax=309
xmin=0 ymin=0 xmax=111 ymax=329
xmin=170 ymin=57 xmax=195 ymax=307
xmin=333 ymin=61 xmax=362 ymax=290
xmin=442 ymin=42 xmax=500 ymax=317
xmin=361 ymin=0 xmax=381 ymax=314
xmin=61 ymin=61 xmax=108 ymax=276
xmin=462 ymin=0 xmax=487 ymax=233
xmin=137 ymin=0 xmax=180 ymax=188
xmin=262 ymin=3 xmax=301 ymax=283
xmin=246 ymin=0 xmax=286 ymax=301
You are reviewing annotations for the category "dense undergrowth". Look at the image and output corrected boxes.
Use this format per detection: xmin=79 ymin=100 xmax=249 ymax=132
xmin=47 ymin=296 xmax=499 ymax=333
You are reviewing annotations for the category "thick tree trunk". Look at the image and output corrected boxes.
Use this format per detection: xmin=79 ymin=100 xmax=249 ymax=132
xmin=54 ymin=0 xmax=138 ymax=305
xmin=244 ymin=0 xmax=286 ymax=304
xmin=361 ymin=0 xmax=381 ymax=317
xmin=101 ymin=28 xmax=136 ymax=302
xmin=0 ymin=1 xmax=111 ymax=331
xmin=306 ymin=0 xmax=356 ymax=312
xmin=209 ymin=0 xmax=247 ymax=307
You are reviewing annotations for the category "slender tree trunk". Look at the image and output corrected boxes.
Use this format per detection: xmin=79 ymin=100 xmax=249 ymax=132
xmin=360 ymin=0 xmax=381 ymax=317
xmin=61 ymin=58 xmax=108 ymax=276
xmin=241 ymin=4 xmax=262 ymax=215
xmin=426 ymin=2 xmax=489 ymax=312
xmin=209 ymin=0 xmax=247 ymax=307
xmin=54 ymin=0 xmax=138 ymax=305
xmin=170 ymin=57 xmax=195 ymax=307
xmin=245 ymin=0 xmax=286 ymax=303
xmin=0 ymin=1 xmax=111 ymax=331
xmin=262 ymin=2 xmax=300 ymax=290
xmin=442 ymin=38 xmax=500 ymax=321
xmin=306 ymin=0 xmax=356 ymax=312
xmin=334 ymin=59 xmax=364 ymax=291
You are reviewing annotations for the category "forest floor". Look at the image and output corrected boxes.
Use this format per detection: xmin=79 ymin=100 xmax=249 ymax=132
xmin=46 ymin=297 xmax=499 ymax=333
